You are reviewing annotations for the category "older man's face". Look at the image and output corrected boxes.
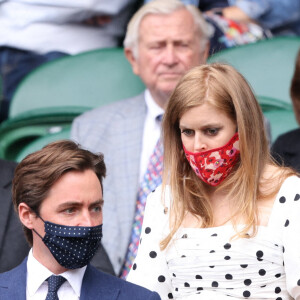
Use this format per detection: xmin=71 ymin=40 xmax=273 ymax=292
xmin=126 ymin=8 xmax=209 ymax=108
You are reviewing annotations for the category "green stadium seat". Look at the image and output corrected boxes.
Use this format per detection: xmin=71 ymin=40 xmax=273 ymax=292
xmin=264 ymin=109 xmax=298 ymax=143
xmin=16 ymin=128 xmax=71 ymax=162
xmin=0 ymin=47 xmax=145 ymax=161
xmin=208 ymin=37 xmax=300 ymax=104
xmin=9 ymin=47 xmax=145 ymax=118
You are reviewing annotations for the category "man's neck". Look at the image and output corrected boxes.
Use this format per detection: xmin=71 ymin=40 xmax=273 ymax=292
xmin=32 ymin=244 xmax=68 ymax=274
xmin=149 ymin=90 xmax=171 ymax=110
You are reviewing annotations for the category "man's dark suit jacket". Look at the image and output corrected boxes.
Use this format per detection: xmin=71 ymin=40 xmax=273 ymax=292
xmin=0 ymin=258 xmax=161 ymax=300
xmin=271 ymin=128 xmax=300 ymax=173
xmin=0 ymin=159 xmax=115 ymax=275
xmin=0 ymin=159 xmax=29 ymax=273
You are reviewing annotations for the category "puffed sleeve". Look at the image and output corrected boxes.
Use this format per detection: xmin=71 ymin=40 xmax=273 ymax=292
xmin=127 ymin=186 xmax=174 ymax=300
xmin=281 ymin=176 xmax=300 ymax=299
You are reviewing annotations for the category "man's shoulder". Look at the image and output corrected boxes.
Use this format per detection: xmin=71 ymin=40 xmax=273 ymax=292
xmin=273 ymin=127 xmax=300 ymax=151
xmin=0 ymin=258 xmax=27 ymax=283
xmin=84 ymin=265 xmax=160 ymax=299
xmin=74 ymin=93 xmax=146 ymax=122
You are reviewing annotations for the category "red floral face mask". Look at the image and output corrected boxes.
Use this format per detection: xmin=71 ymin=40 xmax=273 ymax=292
xmin=183 ymin=133 xmax=240 ymax=186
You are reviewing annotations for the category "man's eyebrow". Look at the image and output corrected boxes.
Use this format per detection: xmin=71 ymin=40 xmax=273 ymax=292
xmin=91 ymin=199 xmax=104 ymax=206
xmin=56 ymin=199 xmax=104 ymax=210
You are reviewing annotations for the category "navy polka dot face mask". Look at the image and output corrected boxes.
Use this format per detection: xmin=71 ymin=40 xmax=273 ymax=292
xmin=34 ymin=218 xmax=102 ymax=269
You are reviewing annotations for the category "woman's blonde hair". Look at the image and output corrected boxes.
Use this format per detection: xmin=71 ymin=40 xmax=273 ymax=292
xmin=161 ymin=63 xmax=293 ymax=249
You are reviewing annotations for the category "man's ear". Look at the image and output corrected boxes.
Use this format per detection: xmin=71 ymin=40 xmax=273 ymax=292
xmin=18 ymin=203 xmax=36 ymax=229
xmin=200 ymin=42 xmax=210 ymax=64
xmin=124 ymin=47 xmax=140 ymax=76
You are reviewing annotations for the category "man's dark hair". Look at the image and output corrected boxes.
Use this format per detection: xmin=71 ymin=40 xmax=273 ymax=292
xmin=12 ymin=140 xmax=106 ymax=246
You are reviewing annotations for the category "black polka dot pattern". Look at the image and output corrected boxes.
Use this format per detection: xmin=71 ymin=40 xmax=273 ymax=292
xmin=259 ymin=269 xmax=266 ymax=276
xmin=275 ymin=287 xmax=281 ymax=294
xmin=279 ymin=196 xmax=286 ymax=203
xmin=225 ymin=274 xmax=233 ymax=280
xmin=127 ymin=176 xmax=300 ymax=300
xmin=224 ymin=243 xmax=231 ymax=250
xmin=256 ymin=251 xmax=264 ymax=258
xmin=145 ymin=227 xmax=151 ymax=234
xmin=243 ymin=290 xmax=251 ymax=298
xmin=149 ymin=251 xmax=157 ymax=258
xmin=244 ymin=279 xmax=252 ymax=286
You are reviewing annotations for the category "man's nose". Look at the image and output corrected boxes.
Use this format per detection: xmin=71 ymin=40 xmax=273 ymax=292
xmin=79 ymin=211 xmax=94 ymax=227
xmin=162 ymin=44 xmax=178 ymax=66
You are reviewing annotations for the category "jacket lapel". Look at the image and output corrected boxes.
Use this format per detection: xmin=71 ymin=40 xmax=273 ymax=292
xmin=80 ymin=265 xmax=120 ymax=300
xmin=0 ymin=258 xmax=27 ymax=300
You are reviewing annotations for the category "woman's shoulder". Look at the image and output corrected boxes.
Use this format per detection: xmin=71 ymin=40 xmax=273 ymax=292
xmin=261 ymin=164 xmax=298 ymax=192
xmin=147 ymin=185 xmax=172 ymax=208
xmin=276 ymin=175 xmax=300 ymax=203
xmin=267 ymin=174 xmax=300 ymax=229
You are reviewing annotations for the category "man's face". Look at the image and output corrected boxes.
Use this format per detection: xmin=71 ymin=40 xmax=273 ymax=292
xmin=36 ymin=169 xmax=103 ymax=228
xmin=126 ymin=8 xmax=209 ymax=108
xmin=29 ymin=169 xmax=103 ymax=272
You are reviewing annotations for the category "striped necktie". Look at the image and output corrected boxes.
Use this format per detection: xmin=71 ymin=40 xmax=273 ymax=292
xmin=120 ymin=115 xmax=163 ymax=278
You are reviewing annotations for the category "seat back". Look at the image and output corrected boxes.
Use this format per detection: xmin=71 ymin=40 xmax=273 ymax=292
xmin=208 ymin=37 xmax=300 ymax=104
xmin=264 ymin=109 xmax=298 ymax=142
xmin=9 ymin=47 xmax=145 ymax=118
xmin=16 ymin=128 xmax=71 ymax=162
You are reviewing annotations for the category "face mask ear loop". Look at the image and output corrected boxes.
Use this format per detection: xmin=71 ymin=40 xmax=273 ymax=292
xmin=32 ymin=211 xmax=45 ymax=239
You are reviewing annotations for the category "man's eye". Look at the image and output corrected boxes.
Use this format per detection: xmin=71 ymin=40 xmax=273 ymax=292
xmin=64 ymin=208 xmax=75 ymax=214
xmin=150 ymin=44 xmax=162 ymax=49
xmin=92 ymin=205 xmax=102 ymax=213
xmin=179 ymin=43 xmax=189 ymax=47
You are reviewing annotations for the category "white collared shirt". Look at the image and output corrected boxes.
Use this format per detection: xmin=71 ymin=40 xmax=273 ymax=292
xmin=26 ymin=249 xmax=86 ymax=300
xmin=139 ymin=90 xmax=164 ymax=181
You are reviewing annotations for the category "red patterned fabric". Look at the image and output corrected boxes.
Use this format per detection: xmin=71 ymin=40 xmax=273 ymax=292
xmin=184 ymin=133 xmax=240 ymax=186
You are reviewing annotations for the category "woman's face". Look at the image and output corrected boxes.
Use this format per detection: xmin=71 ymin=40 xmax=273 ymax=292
xmin=179 ymin=103 xmax=237 ymax=152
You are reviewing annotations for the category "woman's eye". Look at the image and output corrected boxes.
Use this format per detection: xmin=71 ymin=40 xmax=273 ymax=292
xmin=206 ymin=128 xmax=219 ymax=136
xmin=181 ymin=129 xmax=194 ymax=136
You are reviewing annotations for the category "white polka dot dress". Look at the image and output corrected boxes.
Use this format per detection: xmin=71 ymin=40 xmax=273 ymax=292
xmin=127 ymin=176 xmax=300 ymax=300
